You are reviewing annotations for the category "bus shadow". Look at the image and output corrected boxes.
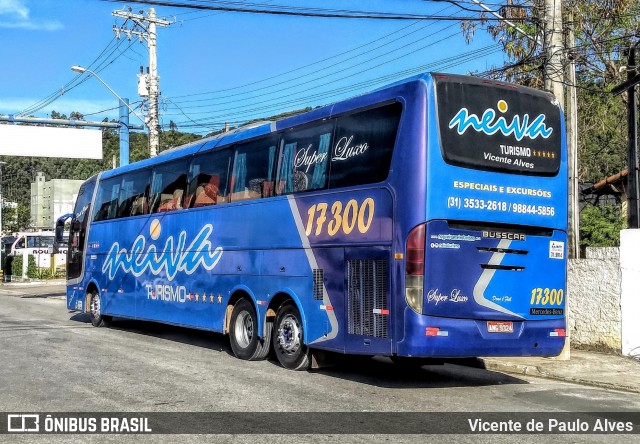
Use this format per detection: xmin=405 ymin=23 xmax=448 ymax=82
xmin=69 ymin=314 xmax=527 ymax=389
xmin=312 ymin=354 xmax=528 ymax=389
xmin=69 ymin=313 xmax=233 ymax=354
xmin=22 ymin=293 xmax=66 ymax=299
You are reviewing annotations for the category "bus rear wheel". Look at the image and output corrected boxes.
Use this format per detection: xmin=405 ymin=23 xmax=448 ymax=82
xmin=272 ymin=301 xmax=310 ymax=370
xmin=88 ymin=290 xmax=111 ymax=327
xmin=229 ymin=299 xmax=271 ymax=361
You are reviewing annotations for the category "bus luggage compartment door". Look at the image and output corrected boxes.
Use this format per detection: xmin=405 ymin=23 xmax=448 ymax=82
xmin=343 ymin=247 xmax=392 ymax=355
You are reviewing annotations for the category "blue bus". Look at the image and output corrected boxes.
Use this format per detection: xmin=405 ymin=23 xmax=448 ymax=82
xmin=65 ymin=73 xmax=567 ymax=370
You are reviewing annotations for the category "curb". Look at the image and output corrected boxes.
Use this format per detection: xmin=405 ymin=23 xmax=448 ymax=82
xmin=481 ymin=359 xmax=640 ymax=394
xmin=481 ymin=359 xmax=544 ymax=377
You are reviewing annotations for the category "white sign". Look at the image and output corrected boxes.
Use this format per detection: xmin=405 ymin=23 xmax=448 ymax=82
xmin=0 ymin=124 xmax=102 ymax=159
xmin=549 ymin=241 xmax=564 ymax=260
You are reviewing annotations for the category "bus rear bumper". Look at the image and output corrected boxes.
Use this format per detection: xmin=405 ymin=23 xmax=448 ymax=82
xmin=396 ymin=311 xmax=566 ymax=358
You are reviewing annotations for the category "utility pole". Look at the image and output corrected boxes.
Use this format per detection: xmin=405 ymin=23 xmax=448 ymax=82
xmin=611 ymin=45 xmax=640 ymax=228
xmin=112 ymin=7 xmax=171 ymax=157
xmin=543 ymin=0 xmax=571 ymax=361
xmin=566 ymin=11 xmax=580 ymax=259
xmin=543 ymin=0 xmax=581 ymax=261
xmin=544 ymin=0 xmax=564 ymax=107
xmin=625 ymin=47 xmax=640 ymax=228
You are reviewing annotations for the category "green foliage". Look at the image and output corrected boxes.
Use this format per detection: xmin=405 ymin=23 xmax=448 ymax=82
xmin=577 ymin=89 xmax=627 ymax=182
xmin=8 ymin=255 xmax=38 ymax=278
xmin=160 ymin=129 xmax=201 ymax=152
xmin=9 ymin=254 xmax=54 ymax=279
xmin=2 ymin=204 xmax=32 ymax=233
xmin=34 ymin=267 xmax=52 ymax=280
xmin=26 ymin=255 xmax=38 ymax=278
xmin=580 ymin=204 xmax=626 ymax=248
xmin=10 ymin=255 xmax=22 ymax=277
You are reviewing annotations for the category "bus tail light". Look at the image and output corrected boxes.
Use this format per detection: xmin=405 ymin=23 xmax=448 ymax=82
xmin=405 ymin=224 xmax=425 ymax=314
xmin=426 ymin=327 xmax=449 ymax=337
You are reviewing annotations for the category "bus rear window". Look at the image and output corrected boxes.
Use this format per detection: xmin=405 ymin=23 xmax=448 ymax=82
xmin=436 ymin=78 xmax=561 ymax=175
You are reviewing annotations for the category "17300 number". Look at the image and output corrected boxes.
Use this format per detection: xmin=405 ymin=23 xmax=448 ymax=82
xmin=305 ymin=198 xmax=375 ymax=237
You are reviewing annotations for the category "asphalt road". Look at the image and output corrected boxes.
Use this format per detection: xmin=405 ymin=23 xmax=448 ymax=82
xmin=1 ymin=290 xmax=639 ymax=443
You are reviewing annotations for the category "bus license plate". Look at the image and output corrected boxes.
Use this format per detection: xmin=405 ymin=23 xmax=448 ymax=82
xmin=487 ymin=321 xmax=513 ymax=333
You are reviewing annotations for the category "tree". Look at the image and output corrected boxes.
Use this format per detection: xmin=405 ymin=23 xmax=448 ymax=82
xmin=2 ymin=204 xmax=32 ymax=233
xmin=580 ymin=204 xmax=626 ymax=248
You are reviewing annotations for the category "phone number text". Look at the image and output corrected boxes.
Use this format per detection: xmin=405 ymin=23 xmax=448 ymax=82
xmin=447 ymin=197 xmax=555 ymax=216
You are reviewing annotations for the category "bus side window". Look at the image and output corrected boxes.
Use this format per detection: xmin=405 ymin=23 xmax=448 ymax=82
xmin=187 ymin=149 xmax=232 ymax=208
xmin=225 ymin=136 xmax=278 ymax=202
xmin=93 ymin=177 xmax=121 ymax=222
xmin=151 ymin=160 xmax=188 ymax=213
xmin=117 ymin=171 xmax=150 ymax=218
xmin=193 ymin=175 xmax=219 ymax=207
xmin=278 ymin=124 xmax=332 ymax=195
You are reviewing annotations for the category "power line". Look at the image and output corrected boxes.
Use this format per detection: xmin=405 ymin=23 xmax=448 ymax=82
xmin=105 ymin=0 xmax=530 ymax=22
xmin=17 ymin=38 xmax=138 ymax=116
xmin=166 ymin=22 xmax=463 ymax=110
xmin=163 ymin=44 xmax=502 ymax=131
xmin=168 ymin=15 xmax=443 ymax=100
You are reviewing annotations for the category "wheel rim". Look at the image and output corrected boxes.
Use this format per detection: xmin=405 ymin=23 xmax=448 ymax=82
xmin=277 ymin=313 xmax=301 ymax=355
xmin=90 ymin=293 xmax=101 ymax=318
xmin=234 ymin=311 xmax=253 ymax=349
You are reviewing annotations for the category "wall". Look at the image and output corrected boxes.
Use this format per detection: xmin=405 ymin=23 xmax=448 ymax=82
xmin=620 ymin=229 xmax=640 ymax=358
xmin=567 ymin=247 xmax=622 ymax=352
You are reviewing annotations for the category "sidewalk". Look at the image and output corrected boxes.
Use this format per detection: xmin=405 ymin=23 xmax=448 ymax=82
xmin=482 ymin=351 xmax=640 ymax=394
xmin=0 ymin=279 xmax=67 ymax=298
xmin=2 ymin=280 xmax=639 ymax=392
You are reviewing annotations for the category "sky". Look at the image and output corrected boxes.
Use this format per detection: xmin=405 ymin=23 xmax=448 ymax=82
xmin=0 ymin=0 xmax=508 ymax=135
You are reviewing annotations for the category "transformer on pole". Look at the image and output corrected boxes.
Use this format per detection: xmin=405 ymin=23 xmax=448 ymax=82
xmin=112 ymin=7 xmax=172 ymax=157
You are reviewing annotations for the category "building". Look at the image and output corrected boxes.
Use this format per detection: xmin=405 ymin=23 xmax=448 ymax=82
xmin=30 ymin=172 xmax=84 ymax=230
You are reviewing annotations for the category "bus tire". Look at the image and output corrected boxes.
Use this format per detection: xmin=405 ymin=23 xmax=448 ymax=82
xmin=88 ymin=290 xmax=111 ymax=327
xmin=272 ymin=301 xmax=310 ymax=370
xmin=229 ymin=299 xmax=271 ymax=361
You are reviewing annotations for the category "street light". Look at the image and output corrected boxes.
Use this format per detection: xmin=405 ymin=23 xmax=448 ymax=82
xmin=71 ymin=65 xmax=145 ymax=167
xmin=70 ymin=66 xmax=146 ymax=126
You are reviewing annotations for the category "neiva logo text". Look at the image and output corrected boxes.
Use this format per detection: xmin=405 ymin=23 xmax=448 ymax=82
xmin=448 ymin=100 xmax=553 ymax=141
xmin=102 ymin=222 xmax=223 ymax=281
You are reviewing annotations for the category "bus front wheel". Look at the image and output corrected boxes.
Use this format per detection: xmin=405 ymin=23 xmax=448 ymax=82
xmin=273 ymin=301 xmax=310 ymax=370
xmin=88 ymin=290 xmax=112 ymax=327
xmin=229 ymin=299 xmax=271 ymax=361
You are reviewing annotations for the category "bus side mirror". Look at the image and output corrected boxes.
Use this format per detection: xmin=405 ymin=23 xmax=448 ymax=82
xmin=55 ymin=221 xmax=65 ymax=243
